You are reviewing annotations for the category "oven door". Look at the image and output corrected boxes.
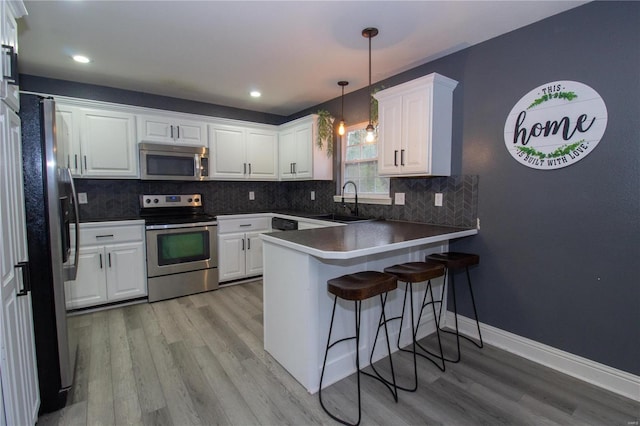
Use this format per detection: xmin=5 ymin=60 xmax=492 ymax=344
xmin=146 ymin=223 xmax=218 ymax=277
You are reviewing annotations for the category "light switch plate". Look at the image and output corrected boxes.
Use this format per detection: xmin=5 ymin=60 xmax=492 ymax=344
xmin=249 ymin=191 xmax=255 ymax=200
xmin=435 ymin=193 xmax=443 ymax=207
xmin=311 ymin=191 xmax=315 ymax=201
xmin=395 ymin=192 xmax=405 ymax=205
xmin=78 ymin=192 xmax=88 ymax=204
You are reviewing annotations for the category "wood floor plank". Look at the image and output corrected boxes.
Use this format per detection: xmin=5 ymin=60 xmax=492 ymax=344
xmin=127 ymin=327 xmax=167 ymax=414
xmin=39 ymin=281 xmax=639 ymax=426
xmin=107 ymin=308 xmax=143 ymax=425
xmin=145 ymin=334 xmax=203 ymax=426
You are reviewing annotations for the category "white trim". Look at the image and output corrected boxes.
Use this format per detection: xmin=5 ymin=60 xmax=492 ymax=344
xmin=332 ymin=195 xmax=392 ymax=205
xmin=447 ymin=312 xmax=640 ymax=402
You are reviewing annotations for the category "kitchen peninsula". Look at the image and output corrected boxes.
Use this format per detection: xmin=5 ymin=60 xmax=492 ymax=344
xmin=261 ymin=220 xmax=477 ymax=393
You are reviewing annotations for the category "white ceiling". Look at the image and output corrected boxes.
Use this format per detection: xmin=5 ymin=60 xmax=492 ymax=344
xmin=18 ymin=1 xmax=586 ymax=116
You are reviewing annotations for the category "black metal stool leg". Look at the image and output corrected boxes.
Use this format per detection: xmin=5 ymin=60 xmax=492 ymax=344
xmin=465 ymin=266 xmax=484 ymax=348
xmin=364 ymin=294 xmax=399 ymax=399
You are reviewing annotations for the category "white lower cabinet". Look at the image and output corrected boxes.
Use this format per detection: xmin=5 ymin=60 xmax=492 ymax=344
xmin=217 ymin=215 xmax=270 ymax=282
xmin=65 ymin=221 xmax=147 ymax=309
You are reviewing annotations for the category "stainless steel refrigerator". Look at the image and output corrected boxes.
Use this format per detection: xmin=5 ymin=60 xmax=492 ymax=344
xmin=20 ymin=94 xmax=80 ymax=413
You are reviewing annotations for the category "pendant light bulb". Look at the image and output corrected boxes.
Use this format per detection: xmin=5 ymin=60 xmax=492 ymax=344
xmin=337 ymin=80 xmax=349 ymax=137
xmin=362 ymin=27 xmax=378 ymax=143
xmin=365 ymin=123 xmax=375 ymax=142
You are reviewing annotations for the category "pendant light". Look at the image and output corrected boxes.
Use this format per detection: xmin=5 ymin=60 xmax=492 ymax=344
xmin=362 ymin=27 xmax=378 ymax=142
xmin=337 ymin=81 xmax=348 ymax=136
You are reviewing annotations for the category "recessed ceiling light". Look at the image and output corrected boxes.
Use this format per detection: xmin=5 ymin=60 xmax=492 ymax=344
xmin=72 ymin=55 xmax=91 ymax=64
xmin=250 ymin=90 xmax=261 ymax=98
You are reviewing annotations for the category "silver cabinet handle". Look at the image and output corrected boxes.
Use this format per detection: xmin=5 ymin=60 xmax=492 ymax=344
xmin=170 ymin=125 xmax=174 ymax=139
xmin=99 ymin=253 xmax=103 ymax=269
xmin=74 ymin=154 xmax=78 ymax=170
xmin=248 ymin=163 xmax=252 ymax=175
xmin=394 ymin=150 xmax=398 ymax=166
xmin=108 ymin=253 xmax=112 ymax=268
xmin=95 ymin=234 xmax=114 ymax=239
xmin=84 ymin=155 xmax=87 ymax=172
xmin=401 ymin=149 xmax=405 ymax=166
xmin=244 ymin=163 xmax=247 ymax=174
xmin=241 ymin=239 xmax=245 ymax=251
xmin=176 ymin=126 xmax=180 ymax=139
xmin=239 ymin=224 xmax=251 ymax=227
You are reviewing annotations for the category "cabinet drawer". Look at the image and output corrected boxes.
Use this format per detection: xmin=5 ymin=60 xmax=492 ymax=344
xmin=76 ymin=223 xmax=144 ymax=246
xmin=217 ymin=216 xmax=271 ymax=233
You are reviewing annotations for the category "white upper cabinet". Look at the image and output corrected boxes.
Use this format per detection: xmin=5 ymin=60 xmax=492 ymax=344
xmin=278 ymin=114 xmax=332 ymax=181
xmin=209 ymin=122 xmax=278 ymax=180
xmin=56 ymin=100 xmax=138 ymax=178
xmin=0 ymin=0 xmax=26 ymax=112
xmin=375 ymin=73 xmax=458 ymax=177
xmin=137 ymin=114 xmax=207 ymax=147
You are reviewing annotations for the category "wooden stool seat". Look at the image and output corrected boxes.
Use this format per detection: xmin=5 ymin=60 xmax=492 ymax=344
xmin=427 ymin=252 xmax=479 ymax=269
xmin=384 ymin=261 xmax=445 ymax=283
xmin=328 ymin=271 xmax=397 ymax=301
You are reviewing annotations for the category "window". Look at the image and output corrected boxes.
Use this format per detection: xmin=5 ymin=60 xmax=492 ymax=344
xmin=341 ymin=122 xmax=390 ymax=198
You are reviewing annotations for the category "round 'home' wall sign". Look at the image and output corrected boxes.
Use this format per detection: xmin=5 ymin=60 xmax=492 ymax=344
xmin=504 ymin=80 xmax=607 ymax=170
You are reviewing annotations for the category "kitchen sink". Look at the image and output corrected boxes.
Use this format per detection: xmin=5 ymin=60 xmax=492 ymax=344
xmin=313 ymin=213 xmax=375 ymax=223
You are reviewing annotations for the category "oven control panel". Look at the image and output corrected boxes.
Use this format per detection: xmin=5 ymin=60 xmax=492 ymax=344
xmin=141 ymin=194 xmax=202 ymax=208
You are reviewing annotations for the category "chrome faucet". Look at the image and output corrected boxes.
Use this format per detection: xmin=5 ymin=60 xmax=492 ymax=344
xmin=341 ymin=180 xmax=359 ymax=217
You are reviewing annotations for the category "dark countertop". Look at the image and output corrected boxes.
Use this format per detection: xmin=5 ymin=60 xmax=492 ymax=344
xmin=261 ymin=220 xmax=478 ymax=260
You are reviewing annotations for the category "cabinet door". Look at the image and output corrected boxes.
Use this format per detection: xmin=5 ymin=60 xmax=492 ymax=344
xmin=106 ymin=242 xmax=147 ymax=301
xmin=174 ymin=119 xmax=207 ymax=146
xmin=80 ymin=109 xmax=138 ymax=178
xmin=56 ymin=103 xmax=82 ymax=175
xmin=245 ymin=232 xmax=264 ymax=276
xmin=218 ymin=233 xmax=246 ymax=282
xmin=377 ymin=95 xmax=403 ymax=175
xmin=64 ymin=246 xmax=108 ymax=309
xmin=246 ymin=129 xmax=278 ymax=180
xmin=209 ymin=124 xmax=246 ymax=178
xmin=278 ymin=129 xmax=296 ymax=179
xmin=0 ymin=104 xmax=38 ymax=426
xmin=137 ymin=115 xmax=175 ymax=144
xmin=401 ymin=87 xmax=431 ymax=174
xmin=292 ymin=124 xmax=312 ymax=179
xmin=0 ymin=3 xmax=20 ymax=112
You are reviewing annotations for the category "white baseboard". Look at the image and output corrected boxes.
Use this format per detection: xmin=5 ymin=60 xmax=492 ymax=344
xmin=445 ymin=312 xmax=640 ymax=402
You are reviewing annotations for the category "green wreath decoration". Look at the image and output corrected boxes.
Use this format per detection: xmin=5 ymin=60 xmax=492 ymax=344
xmin=516 ymin=140 xmax=585 ymax=159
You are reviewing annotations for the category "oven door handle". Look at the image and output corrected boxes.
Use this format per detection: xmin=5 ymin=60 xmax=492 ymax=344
xmin=145 ymin=221 xmax=217 ymax=230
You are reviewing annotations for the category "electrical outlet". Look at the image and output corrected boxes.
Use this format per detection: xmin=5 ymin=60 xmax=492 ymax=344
xmin=477 ymin=218 xmax=481 ymax=230
xmin=394 ymin=192 xmax=405 ymax=205
xmin=311 ymin=191 xmax=315 ymax=201
xmin=78 ymin=192 xmax=88 ymax=204
xmin=249 ymin=191 xmax=255 ymax=200
xmin=434 ymin=193 xmax=443 ymax=207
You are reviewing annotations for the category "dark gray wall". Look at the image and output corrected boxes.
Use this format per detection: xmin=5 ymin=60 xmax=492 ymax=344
xmin=301 ymin=2 xmax=640 ymax=375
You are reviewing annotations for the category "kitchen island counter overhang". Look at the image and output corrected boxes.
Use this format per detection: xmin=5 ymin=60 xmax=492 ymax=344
xmin=261 ymin=220 xmax=477 ymax=393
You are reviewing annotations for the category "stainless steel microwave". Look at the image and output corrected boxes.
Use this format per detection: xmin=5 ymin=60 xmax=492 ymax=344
xmin=139 ymin=143 xmax=209 ymax=180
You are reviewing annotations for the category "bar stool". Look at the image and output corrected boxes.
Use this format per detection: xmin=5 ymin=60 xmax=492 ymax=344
xmin=319 ymin=271 xmax=399 ymax=426
xmin=370 ymin=261 xmax=446 ymax=393
xmin=426 ymin=252 xmax=483 ymax=364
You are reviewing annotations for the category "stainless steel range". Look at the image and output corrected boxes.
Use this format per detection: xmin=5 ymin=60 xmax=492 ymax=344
xmin=140 ymin=194 xmax=218 ymax=302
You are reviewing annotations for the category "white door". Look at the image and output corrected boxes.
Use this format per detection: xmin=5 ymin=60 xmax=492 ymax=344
xmin=137 ymin=115 xmax=175 ymax=144
xmin=106 ymin=242 xmax=147 ymax=301
xmin=209 ymin=124 xmax=246 ymax=178
xmin=8 ymin=108 xmax=39 ymax=423
xmin=218 ymin=233 xmax=246 ymax=282
xmin=245 ymin=232 xmax=264 ymax=276
xmin=0 ymin=6 xmax=20 ymax=112
xmin=377 ymin=95 xmax=403 ymax=175
xmin=246 ymin=129 xmax=278 ymax=180
xmin=292 ymin=124 xmax=312 ymax=179
xmin=64 ymin=246 xmax=108 ymax=309
xmin=80 ymin=108 xmax=137 ymax=177
xmin=401 ymin=87 xmax=431 ymax=174
xmin=174 ymin=119 xmax=207 ymax=146
xmin=56 ymin=103 xmax=81 ymax=175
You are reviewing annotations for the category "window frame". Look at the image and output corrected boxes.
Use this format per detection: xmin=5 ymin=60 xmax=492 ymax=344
xmin=334 ymin=121 xmax=392 ymax=206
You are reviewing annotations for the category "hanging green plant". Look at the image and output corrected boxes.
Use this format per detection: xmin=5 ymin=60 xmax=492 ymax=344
xmin=316 ymin=109 xmax=335 ymax=157
xmin=370 ymin=85 xmax=385 ymax=126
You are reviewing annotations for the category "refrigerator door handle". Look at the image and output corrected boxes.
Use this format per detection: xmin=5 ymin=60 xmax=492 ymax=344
xmin=15 ymin=261 xmax=31 ymax=296
xmin=63 ymin=168 xmax=80 ymax=281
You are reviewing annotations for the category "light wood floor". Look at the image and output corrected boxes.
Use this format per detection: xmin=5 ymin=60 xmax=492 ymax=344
xmin=38 ymin=280 xmax=639 ymax=425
